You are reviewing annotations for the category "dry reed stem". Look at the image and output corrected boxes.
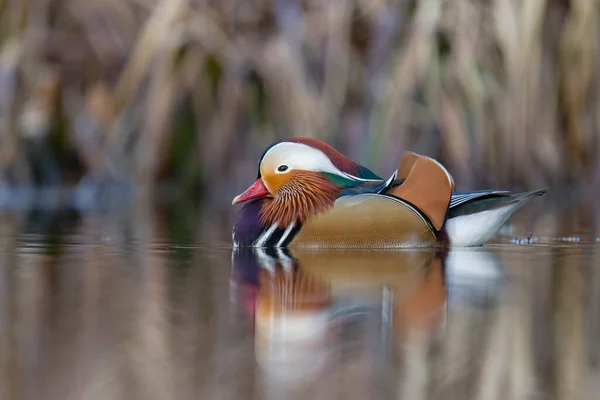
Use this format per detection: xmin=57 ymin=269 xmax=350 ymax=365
xmin=112 ymin=0 xmax=187 ymax=113
xmin=559 ymin=0 xmax=598 ymax=173
xmin=553 ymin=252 xmax=587 ymax=400
xmin=0 ymin=0 xmax=598 ymax=196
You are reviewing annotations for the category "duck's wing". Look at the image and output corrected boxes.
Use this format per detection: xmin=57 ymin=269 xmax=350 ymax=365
xmin=377 ymin=150 xmax=445 ymax=195
xmin=450 ymin=190 xmax=511 ymax=208
xmin=386 ymin=152 xmax=454 ymax=230
xmin=448 ymin=188 xmax=548 ymax=218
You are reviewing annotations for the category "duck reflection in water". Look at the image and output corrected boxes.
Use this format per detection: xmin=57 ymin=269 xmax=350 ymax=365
xmin=231 ymin=248 xmax=333 ymax=386
xmin=230 ymin=246 xmax=505 ymax=391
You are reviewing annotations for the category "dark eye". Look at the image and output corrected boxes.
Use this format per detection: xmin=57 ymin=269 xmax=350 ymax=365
xmin=277 ymin=165 xmax=289 ymax=172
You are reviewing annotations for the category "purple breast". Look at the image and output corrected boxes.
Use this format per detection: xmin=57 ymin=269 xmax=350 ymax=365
xmin=232 ymin=199 xmax=301 ymax=247
xmin=233 ymin=199 xmax=266 ymax=246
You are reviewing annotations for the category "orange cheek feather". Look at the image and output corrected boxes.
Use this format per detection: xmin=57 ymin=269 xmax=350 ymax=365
xmin=259 ymin=170 xmax=339 ymax=227
xmin=260 ymin=169 xmax=292 ymax=194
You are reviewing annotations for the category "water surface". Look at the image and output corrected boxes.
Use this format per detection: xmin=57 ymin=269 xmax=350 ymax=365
xmin=0 ymin=199 xmax=599 ymax=400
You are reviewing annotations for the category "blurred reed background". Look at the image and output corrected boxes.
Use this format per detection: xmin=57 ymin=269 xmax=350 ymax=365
xmin=0 ymin=0 xmax=599 ymax=210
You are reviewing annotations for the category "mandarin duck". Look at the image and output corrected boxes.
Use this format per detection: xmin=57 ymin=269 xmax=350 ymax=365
xmin=232 ymin=138 xmax=547 ymax=248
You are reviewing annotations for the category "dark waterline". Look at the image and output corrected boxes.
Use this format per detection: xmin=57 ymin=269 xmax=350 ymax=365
xmin=0 ymin=198 xmax=599 ymax=400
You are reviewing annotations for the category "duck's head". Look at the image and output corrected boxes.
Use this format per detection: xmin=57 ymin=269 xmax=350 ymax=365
xmin=232 ymin=138 xmax=382 ymax=228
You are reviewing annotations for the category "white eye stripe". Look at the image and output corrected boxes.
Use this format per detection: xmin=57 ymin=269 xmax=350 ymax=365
xmin=261 ymin=142 xmax=380 ymax=183
xmin=262 ymin=142 xmax=340 ymax=175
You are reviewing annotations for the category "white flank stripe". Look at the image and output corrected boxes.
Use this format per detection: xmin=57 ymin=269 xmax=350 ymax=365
xmin=254 ymin=223 xmax=279 ymax=247
xmin=379 ymin=169 xmax=398 ymax=193
xmin=276 ymin=223 xmax=295 ymax=247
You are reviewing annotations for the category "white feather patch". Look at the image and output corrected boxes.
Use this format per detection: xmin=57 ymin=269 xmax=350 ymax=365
xmin=262 ymin=142 xmax=380 ymax=182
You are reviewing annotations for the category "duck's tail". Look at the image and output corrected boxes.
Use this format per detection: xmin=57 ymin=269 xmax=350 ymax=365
xmin=448 ymin=188 xmax=548 ymax=219
xmin=445 ymin=188 xmax=548 ymax=246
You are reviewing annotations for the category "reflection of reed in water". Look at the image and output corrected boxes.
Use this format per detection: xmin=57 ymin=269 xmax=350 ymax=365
xmin=0 ymin=216 xmax=20 ymax=400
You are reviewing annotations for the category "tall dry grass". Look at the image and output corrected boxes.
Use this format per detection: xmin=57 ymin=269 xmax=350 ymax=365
xmin=0 ymin=0 xmax=599 ymax=205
